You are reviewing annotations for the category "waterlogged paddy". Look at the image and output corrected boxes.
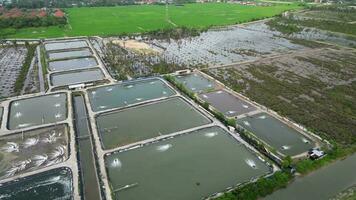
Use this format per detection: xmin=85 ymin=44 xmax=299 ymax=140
xmin=48 ymin=57 xmax=98 ymax=72
xmin=45 ymin=40 xmax=88 ymax=51
xmin=0 ymin=167 xmax=73 ymax=200
xmin=0 ymin=125 xmax=69 ymax=179
xmin=96 ymin=97 xmax=210 ymax=149
xmin=8 ymin=93 xmax=67 ymax=130
xmin=106 ymin=126 xmax=271 ymax=200
xmin=237 ymin=112 xmax=314 ymax=156
xmin=175 ymin=73 xmax=216 ymax=93
xmin=264 ymin=154 xmax=356 ymax=200
xmin=199 ymin=90 xmax=256 ymax=118
xmin=51 ymin=69 xmax=105 ymax=87
xmin=48 ymin=48 xmax=92 ymax=60
xmin=89 ymin=78 xmax=175 ymax=112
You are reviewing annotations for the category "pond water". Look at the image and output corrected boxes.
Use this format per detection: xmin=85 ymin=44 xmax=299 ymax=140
xmin=175 ymin=73 xmax=216 ymax=93
xmin=96 ymin=97 xmax=211 ymax=150
xmin=237 ymin=112 xmax=315 ymax=156
xmin=50 ymin=69 xmax=105 ymax=87
xmin=0 ymin=167 xmax=73 ymax=200
xmin=199 ymin=90 xmax=257 ymax=118
xmin=73 ymin=95 xmax=101 ymax=200
xmin=0 ymin=125 xmax=69 ymax=179
xmin=48 ymin=57 xmax=98 ymax=72
xmin=264 ymin=154 xmax=356 ymax=200
xmin=45 ymin=40 xmax=88 ymax=51
xmin=8 ymin=93 xmax=67 ymax=130
xmin=106 ymin=126 xmax=271 ymax=200
xmin=88 ymin=78 xmax=175 ymax=112
xmin=48 ymin=48 xmax=92 ymax=60
xmin=0 ymin=107 xmax=3 ymax=127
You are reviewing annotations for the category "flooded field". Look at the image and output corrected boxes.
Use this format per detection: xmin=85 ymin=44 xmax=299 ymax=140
xmin=50 ymin=69 xmax=105 ymax=87
xmin=73 ymin=96 xmax=101 ymax=200
xmin=199 ymin=90 xmax=257 ymax=118
xmin=8 ymin=93 xmax=67 ymax=130
xmin=48 ymin=48 xmax=92 ymax=60
xmin=88 ymin=78 xmax=175 ymax=112
xmin=175 ymin=73 xmax=216 ymax=93
xmin=106 ymin=126 xmax=270 ymax=200
xmin=264 ymin=154 xmax=356 ymax=200
xmin=48 ymin=57 xmax=98 ymax=72
xmin=96 ymin=97 xmax=210 ymax=149
xmin=0 ymin=167 xmax=73 ymax=200
xmin=0 ymin=125 xmax=69 ymax=179
xmin=237 ymin=112 xmax=314 ymax=156
xmin=45 ymin=40 xmax=88 ymax=51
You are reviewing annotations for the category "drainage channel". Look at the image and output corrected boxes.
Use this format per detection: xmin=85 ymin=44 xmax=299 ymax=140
xmin=73 ymin=95 xmax=102 ymax=200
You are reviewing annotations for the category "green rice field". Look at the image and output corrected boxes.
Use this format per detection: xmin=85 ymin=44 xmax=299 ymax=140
xmin=2 ymin=3 xmax=301 ymax=38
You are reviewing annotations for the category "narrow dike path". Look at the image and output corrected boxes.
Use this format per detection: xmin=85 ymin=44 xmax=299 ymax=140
xmin=73 ymin=95 xmax=102 ymax=200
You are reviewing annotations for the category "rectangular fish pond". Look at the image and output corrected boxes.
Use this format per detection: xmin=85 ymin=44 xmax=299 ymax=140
xmin=199 ymin=90 xmax=257 ymax=118
xmin=0 ymin=125 xmax=69 ymax=179
xmin=96 ymin=97 xmax=211 ymax=150
xmin=105 ymin=126 xmax=271 ymax=200
xmin=0 ymin=167 xmax=73 ymax=200
xmin=88 ymin=78 xmax=175 ymax=112
xmin=175 ymin=73 xmax=216 ymax=93
xmin=45 ymin=40 xmax=88 ymax=51
xmin=50 ymin=68 xmax=105 ymax=87
xmin=8 ymin=93 xmax=67 ymax=130
xmin=48 ymin=57 xmax=98 ymax=72
xmin=48 ymin=48 xmax=92 ymax=60
xmin=237 ymin=112 xmax=315 ymax=157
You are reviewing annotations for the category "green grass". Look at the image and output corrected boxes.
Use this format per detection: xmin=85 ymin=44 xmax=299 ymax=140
xmin=2 ymin=3 xmax=301 ymax=38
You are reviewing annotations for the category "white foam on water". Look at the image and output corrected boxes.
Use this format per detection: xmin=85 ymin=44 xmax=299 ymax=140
xmin=23 ymin=137 xmax=39 ymax=148
xmin=207 ymin=84 xmax=212 ymax=87
xmin=156 ymin=144 xmax=172 ymax=152
xmin=202 ymin=94 xmax=208 ymax=98
xmin=111 ymin=158 xmax=122 ymax=168
xmin=242 ymin=104 xmax=249 ymax=109
xmin=54 ymin=94 xmax=61 ymax=97
xmin=162 ymin=91 xmax=167 ymax=95
xmin=227 ymin=111 xmax=236 ymax=114
xmin=15 ymin=112 xmax=22 ymax=118
xmin=281 ymin=145 xmax=291 ymax=150
xmin=33 ymin=154 xmax=48 ymax=167
xmin=191 ymin=87 xmax=196 ymax=91
xmin=18 ymin=123 xmax=31 ymax=128
xmin=50 ymin=146 xmax=66 ymax=159
xmin=55 ymin=113 xmax=62 ymax=119
xmin=99 ymin=105 xmax=107 ymax=109
xmin=106 ymin=87 xmax=113 ymax=92
xmin=126 ymin=85 xmax=134 ymax=88
xmin=243 ymin=121 xmax=251 ymax=126
xmin=54 ymin=103 xmax=61 ymax=107
xmin=42 ymin=133 xmax=57 ymax=143
xmin=245 ymin=159 xmax=257 ymax=169
xmin=150 ymin=81 xmax=156 ymax=85
xmin=91 ymin=91 xmax=96 ymax=95
xmin=13 ymin=102 xmax=20 ymax=107
xmin=1 ymin=142 xmax=19 ymax=153
xmin=216 ymin=91 xmax=223 ymax=94
xmin=136 ymin=98 xmax=143 ymax=101
xmin=204 ymin=132 xmax=218 ymax=138
xmin=258 ymin=115 xmax=267 ymax=119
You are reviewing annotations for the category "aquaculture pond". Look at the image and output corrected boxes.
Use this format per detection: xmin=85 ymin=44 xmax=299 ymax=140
xmin=175 ymin=73 xmax=216 ymax=93
xmin=199 ymin=90 xmax=257 ymax=118
xmin=264 ymin=153 xmax=356 ymax=200
xmin=96 ymin=97 xmax=210 ymax=149
xmin=73 ymin=96 xmax=101 ymax=200
xmin=88 ymin=78 xmax=175 ymax=112
xmin=0 ymin=107 xmax=3 ymax=127
xmin=45 ymin=40 xmax=88 ymax=51
xmin=237 ymin=112 xmax=315 ymax=156
xmin=48 ymin=48 xmax=92 ymax=60
xmin=8 ymin=93 xmax=67 ymax=130
xmin=106 ymin=126 xmax=271 ymax=200
xmin=48 ymin=57 xmax=98 ymax=72
xmin=0 ymin=167 xmax=73 ymax=200
xmin=0 ymin=125 xmax=69 ymax=179
xmin=51 ymin=69 xmax=105 ymax=87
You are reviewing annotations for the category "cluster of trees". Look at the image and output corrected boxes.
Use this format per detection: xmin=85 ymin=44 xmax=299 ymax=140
xmin=0 ymin=15 xmax=66 ymax=29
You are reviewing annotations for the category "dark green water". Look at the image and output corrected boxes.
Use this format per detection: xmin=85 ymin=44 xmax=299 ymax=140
xmin=51 ymin=69 xmax=104 ymax=87
xmin=264 ymin=154 xmax=356 ymax=200
xmin=8 ymin=93 xmax=67 ymax=130
xmin=45 ymin=41 xmax=88 ymax=51
xmin=73 ymin=95 xmax=101 ymax=200
xmin=88 ymin=78 xmax=175 ymax=112
xmin=237 ymin=112 xmax=315 ymax=156
xmin=96 ymin=97 xmax=210 ymax=150
xmin=48 ymin=48 xmax=92 ymax=60
xmin=106 ymin=126 xmax=271 ymax=200
xmin=48 ymin=57 xmax=98 ymax=72
xmin=175 ymin=73 xmax=215 ymax=93
xmin=0 ymin=167 xmax=73 ymax=200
